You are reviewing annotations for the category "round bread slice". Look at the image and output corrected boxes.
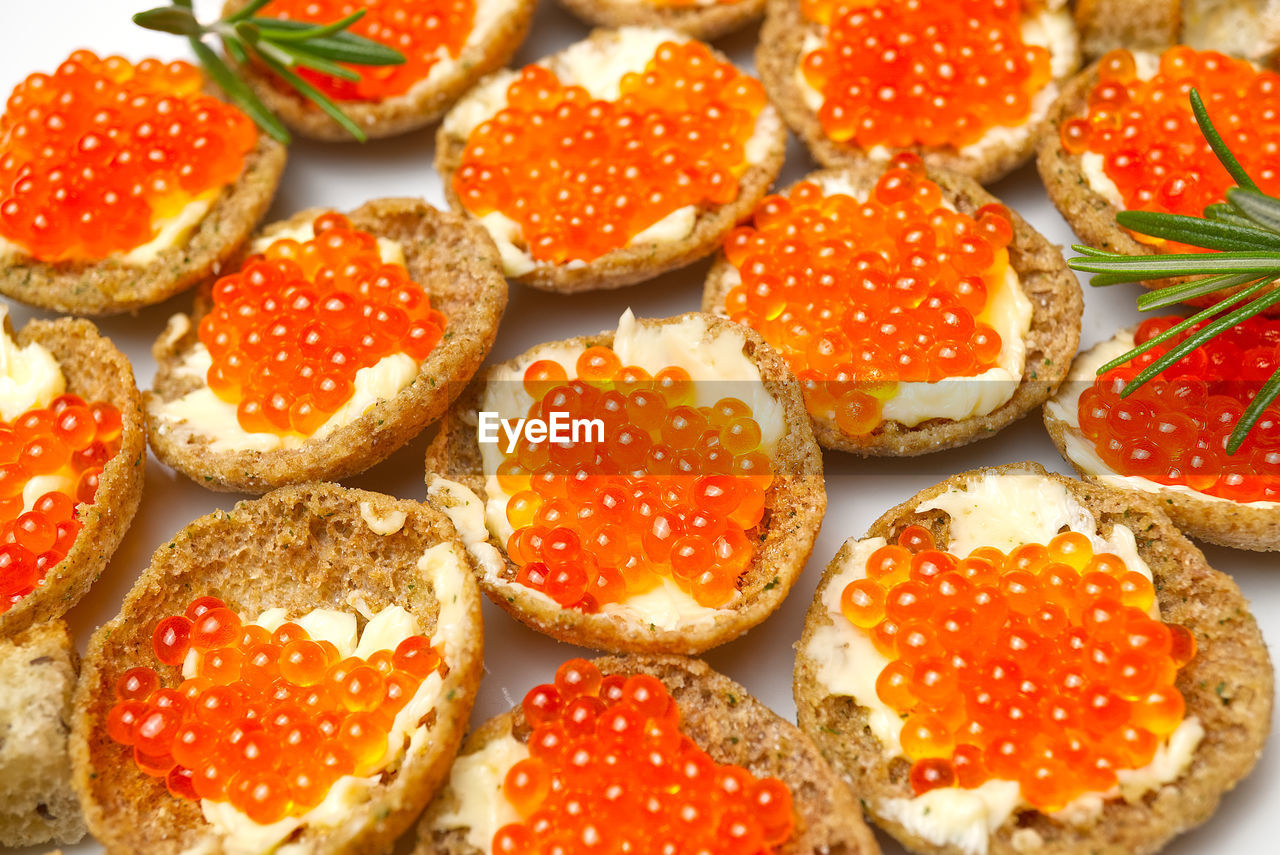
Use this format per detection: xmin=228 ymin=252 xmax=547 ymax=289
xmin=702 ymin=162 xmax=1084 ymax=456
xmin=756 ymin=0 xmax=1082 ymax=185
xmin=414 ymin=654 xmax=882 ymax=855
xmin=70 ymin=482 xmax=486 ymax=855
xmin=146 ymin=196 xmax=508 ymax=494
xmin=0 ymin=315 xmax=146 ymax=639
xmin=0 ymin=134 xmax=285 ymax=316
xmin=557 ymin=0 xmax=766 ymax=40
xmin=222 ymin=0 xmax=536 ymax=141
xmin=1044 ymin=326 xmax=1280 ymax=551
xmin=795 ymin=461 xmax=1273 ymax=855
xmin=1075 ymin=0 xmax=1280 ymax=62
xmin=422 ymin=312 xmax=825 ymax=654
xmin=434 ymin=26 xmax=788 ymax=294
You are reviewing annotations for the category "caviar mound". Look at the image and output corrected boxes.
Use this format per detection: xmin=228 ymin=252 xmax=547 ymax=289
xmin=71 ymin=482 xmax=485 ymax=855
xmin=0 ymin=317 xmax=145 ymax=639
xmin=424 ymin=313 xmax=824 ymax=655
xmin=557 ymin=0 xmax=767 ymax=40
xmin=147 ymin=197 xmax=507 ymax=494
xmin=795 ymin=462 xmax=1273 ymax=855
xmin=223 ymin=0 xmax=537 ymax=141
xmin=1045 ymin=325 xmax=1280 ymax=552
xmin=703 ymin=162 xmax=1083 ymax=456
xmin=1038 ymin=51 xmax=1280 ymax=312
xmin=757 ymin=0 xmax=1082 ymax=185
xmin=436 ymin=27 xmax=787 ymax=294
xmin=415 ymin=655 xmax=881 ymax=855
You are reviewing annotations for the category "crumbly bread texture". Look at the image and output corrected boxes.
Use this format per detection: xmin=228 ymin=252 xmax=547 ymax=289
xmin=756 ymin=0 xmax=1081 ymax=185
xmin=0 ymin=134 xmax=285 ymax=316
xmin=415 ymin=654 xmax=882 ymax=855
xmin=222 ymin=0 xmax=537 ymax=141
xmin=703 ymin=163 xmax=1084 ymax=456
xmin=1075 ymin=0 xmax=1280 ymax=61
xmin=70 ymin=482 xmax=486 ymax=855
xmin=146 ymin=197 xmax=508 ymax=493
xmin=423 ymin=312 xmax=825 ymax=654
xmin=557 ymin=0 xmax=766 ymax=40
xmin=0 ymin=621 xmax=84 ymax=847
xmin=434 ymin=27 xmax=788 ymax=293
xmin=795 ymin=462 xmax=1274 ymax=855
xmin=0 ymin=317 xmax=146 ymax=639
xmin=1073 ymin=0 xmax=1180 ymax=59
xmin=1044 ymin=328 xmax=1280 ymax=551
xmin=1038 ymin=58 xmax=1280 ymax=313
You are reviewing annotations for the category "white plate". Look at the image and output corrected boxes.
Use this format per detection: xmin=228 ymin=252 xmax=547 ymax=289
xmin=1 ymin=2 xmax=1275 ymax=854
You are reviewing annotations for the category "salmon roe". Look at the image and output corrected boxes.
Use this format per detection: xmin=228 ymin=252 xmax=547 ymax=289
xmin=1062 ymin=47 xmax=1280 ymax=252
xmin=107 ymin=596 xmax=445 ymax=824
xmin=198 ymin=211 xmax=446 ymax=436
xmin=495 ymin=658 xmax=795 ymax=853
xmin=0 ymin=394 xmax=122 ymax=614
xmin=1077 ymin=315 xmax=1280 ymax=503
xmin=453 ymin=40 xmax=767 ymax=264
xmin=800 ymin=0 xmax=1054 ymax=149
xmin=260 ymin=0 xmax=475 ymax=101
xmin=0 ymin=50 xmax=256 ymax=262
xmin=501 ymin=347 xmax=774 ymax=610
xmin=841 ymin=526 xmax=1194 ymax=810
xmin=723 ymin=154 xmax=1012 ymax=434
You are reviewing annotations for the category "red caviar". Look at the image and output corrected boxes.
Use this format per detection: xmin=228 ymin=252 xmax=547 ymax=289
xmin=800 ymin=0 xmax=1054 ymax=149
xmin=453 ymin=40 xmax=767 ymax=264
xmin=1062 ymin=47 xmax=1280 ymax=252
xmin=495 ymin=658 xmax=795 ymax=853
xmin=1077 ymin=315 xmax=1280 ymax=503
xmin=197 ymin=211 xmax=446 ymax=436
xmin=723 ymin=154 xmax=1011 ymax=433
xmin=0 ymin=394 xmax=122 ymax=613
xmin=842 ymin=525 xmax=1194 ymax=810
xmin=107 ymin=597 xmax=445 ymax=823
xmin=0 ymin=50 xmax=256 ymax=262
xmin=501 ymin=348 xmax=775 ymax=610
xmin=261 ymin=0 xmax=476 ymax=101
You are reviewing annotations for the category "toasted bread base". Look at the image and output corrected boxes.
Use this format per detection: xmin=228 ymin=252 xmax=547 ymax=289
xmin=756 ymin=0 xmax=1080 ymax=185
xmin=557 ymin=0 xmax=766 ymax=40
xmin=423 ymin=312 xmax=825 ymax=654
xmin=795 ymin=462 xmax=1273 ymax=855
xmin=434 ymin=27 xmax=788 ymax=294
xmin=0 ymin=135 xmax=285 ymax=316
xmin=70 ymin=482 xmax=485 ymax=855
xmin=1075 ymin=0 xmax=1280 ymax=61
xmin=703 ymin=163 xmax=1084 ymax=455
xmin=0 ymin=621 xmax=83 ymax=847
xmin=1073 ymin=0 xmax=1180 ymax=59
xmin=0 ymin=318 xmax=146 ymax=639
xmin=415 ymin=654 xmax=881 ymax=855
xmin=222 ymin=0 xmax=536 ymax=141
xmin=146 ymin=197 xmax=507 ymax=494
xmin=1044 ymin=329 xmax=1280 ymax=551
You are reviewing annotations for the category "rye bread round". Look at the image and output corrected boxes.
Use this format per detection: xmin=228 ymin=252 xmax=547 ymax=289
xmin=414 ymin=654 xmax=882 ymax=855
xmin=795 ymin=461 xmax=1274 ymax=855
xmin=70 ymin=482 xmax=486 ymax=855
xmin=146 ymin=197 xmax=508 ymax=494
xmin=423 ymin=312 xmax=826 ymax=654
xmin=702 ymin=162 xmax=1084 ymax=456
xmin=557 ymin=0 xmax=766 ymax=40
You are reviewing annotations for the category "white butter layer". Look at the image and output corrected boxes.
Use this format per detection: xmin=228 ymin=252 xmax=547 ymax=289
xmin=433 ymin=733 xmax=530 ymax=855
xmin=358 ymin=500 xmax=408 ymax=536
xmin=1046 ymin=329 xmax=1280 ymax=510
xmin=0 ymin=305 xmax=66 ymax=422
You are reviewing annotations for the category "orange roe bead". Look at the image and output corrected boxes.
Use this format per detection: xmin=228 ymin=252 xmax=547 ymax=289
xmin=0 ymin=51 xmax=256 ymax=262
xmin=261 ymin=0 xmax=476 ymax=101
xmin=800 ymin=0 xmax=1053 ymax=150
xmin=453 ymin=40 xmax=766 ymax=264
xmin=842 ymin=531 xmax=1194 ymax=810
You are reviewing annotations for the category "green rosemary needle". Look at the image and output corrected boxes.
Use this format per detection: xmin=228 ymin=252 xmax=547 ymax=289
xmin=132 ymin=0 xmax=405 ymax=143
xmin=1067 ymin=88 xmax=1280 ymax=455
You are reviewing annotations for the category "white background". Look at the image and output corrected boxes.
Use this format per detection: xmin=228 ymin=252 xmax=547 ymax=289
xmin=0 ymin=2 xmax=1275 ymax=853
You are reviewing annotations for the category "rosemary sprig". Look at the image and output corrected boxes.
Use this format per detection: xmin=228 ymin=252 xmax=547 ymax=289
xmin=132 ymin=0 xmax=405 ymax=143
xmin=1067 ymin=88 xmax=1280 ymax=454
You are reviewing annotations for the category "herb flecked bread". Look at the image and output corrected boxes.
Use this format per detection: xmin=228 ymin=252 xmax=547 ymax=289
xmin=557 ymin=0 xmax=766 ymax=40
